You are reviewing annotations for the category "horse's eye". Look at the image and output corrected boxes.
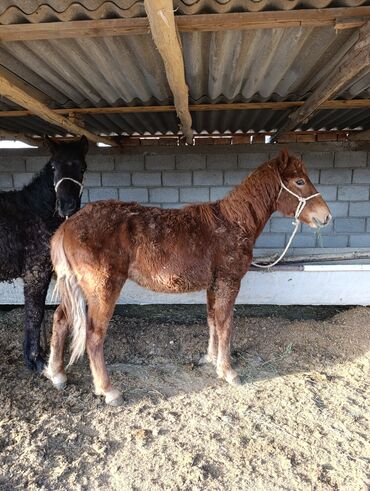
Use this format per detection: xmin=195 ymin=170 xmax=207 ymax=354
xmin=51 ymin=163 xmax=55 ymax=171
xmin=295 ymin=179 xmax=305 ymax=186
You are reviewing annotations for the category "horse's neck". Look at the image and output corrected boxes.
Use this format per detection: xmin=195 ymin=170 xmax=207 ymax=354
xmin=220 ymin=163 xmax=280 ymax=238
xmin=23 ymin=163 xmax=58 ymax=225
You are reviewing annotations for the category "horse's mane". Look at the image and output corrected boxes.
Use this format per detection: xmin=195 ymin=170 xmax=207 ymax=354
xmin=220 ymin=157 xmax=281 ymax=230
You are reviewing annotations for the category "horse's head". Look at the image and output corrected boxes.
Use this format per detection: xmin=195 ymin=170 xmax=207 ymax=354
xmin=45 ymin=135 xmax=88 ymax=218
xmin=275 ymin=149 xmax=331 ymax=228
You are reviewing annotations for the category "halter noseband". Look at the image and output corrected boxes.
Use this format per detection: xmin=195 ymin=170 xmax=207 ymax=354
xmin=54 ymin=177 xmax=84 ymax=197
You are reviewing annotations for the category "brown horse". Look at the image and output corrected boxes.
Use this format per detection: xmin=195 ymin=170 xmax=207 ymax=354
xmin=45 ymin=150 xmax=331 ymax=405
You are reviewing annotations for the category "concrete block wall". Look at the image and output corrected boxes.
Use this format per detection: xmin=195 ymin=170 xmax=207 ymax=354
xmin=1 ymin=148 xmax=370 ymax=251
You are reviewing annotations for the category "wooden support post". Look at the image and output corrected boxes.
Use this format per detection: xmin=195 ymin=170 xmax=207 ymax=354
xmin=0 ymin=75 xmax=117 ymax=147
xmin=144 ymin=0 xmax=193 ymax=144
xmin=273 ymin=22 xmax=370 ymax=141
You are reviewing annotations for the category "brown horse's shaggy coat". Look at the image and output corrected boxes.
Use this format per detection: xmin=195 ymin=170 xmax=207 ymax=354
xmin=46 ymin=150 xmax=331 ymax=405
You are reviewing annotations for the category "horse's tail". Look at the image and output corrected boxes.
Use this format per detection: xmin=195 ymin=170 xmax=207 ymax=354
xmin=51 ymin=226 xmax=86 ymax=366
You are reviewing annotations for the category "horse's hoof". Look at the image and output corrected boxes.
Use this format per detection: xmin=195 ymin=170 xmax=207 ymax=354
xmin=54 ymin=382 xmax=67 ymax=391
xmin=24 ymin=354 xmax=46 ymax=373
xmin=199 ymin=354 xmax=216 ymax=366
xmin=229 ymin=375 xmax=242 ymax=386
xmin=49 ymin=372 xmax=67 ymax=390
xmin=105 ymin=389 xmax=123 ymax=406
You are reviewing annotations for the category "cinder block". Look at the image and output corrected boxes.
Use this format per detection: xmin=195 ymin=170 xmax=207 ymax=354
xmin=89 ymin=187 xmax=118 ymax=201
xmin=207 ymin=154 xmax=237 ymax=170
xmin=176 ymin=155 xmax=206 ymax=170
xmin=255 ymin=233 xmax=286 ymax=248
xmin=180 ymin=187 xmax=209 ymax=203
xmin=193 ymin=171 xmax=223 ymax=186
xmin=291 ymin=234 xmax=317 ymax=248
xmin=0 ymin=174 xmax=13 ymax=188
xmin=334 ymin=151 xmax=367 ymax=168
xmin=81 ymin=189 xmax=89 ymax=204
xmin=308 ymin=169 xmax=319 ymax=183
xmin=335 ymin=218 xmax=365 ymax=233
xmin=87 ymin=155 xmax=114 ymax=171
xmin=119 ymin=188 xmax=148 ymax=203
xmin=349 ymin=234 xmax=370 ymax=247
xmin=320 ymin=169 xmax=352 ymax=184
xmin=349 ymin=202 xmax=370 ymax=217
xmin=84 ymin=172 xmax=101 ymax=187
xmin=102 ymin=172 xmax=131 ymax=187
xmin=132 ymin=172 xmax=161 ymax=186
xmin=238 ymin=153 xmax=269 ymax=169
xmin=149 ymin=188 xmax=179 ymax=203
xmin=301 ymin=221 xmax=333 ymax=234
xmin=338 ymin=185 xmax=369 ymax=201
xmin=26 ymin=157 xmax=48 ymax=172
xmin=162 ymin=203 xmax=185 ymax=209
xmin=319 ymin=235 xmax=349 ymax=248
xmin=163 ymin=172 xmax=191 ymax=186
xmin=210 ymin=186 xmax=233 ymax=201
xmin=353 ymin=169 xmax=370 ymax=184
xmin=13 ymin=173 xmax=34 ymax=188
xmin=302 ymin=152 xmax=334 ymax=169
xmin=115 ymin=155 xmax=144 ymax=171
xmin=326 ymin=202 xmax=348 ymax=217
xmin=315 ymin=185 xmax=337 ymax=201
xmin=224 ymin=170 xmax=247 ymax=185
xmin=145 ymin=155 xmax=175 ymax=170
xmin=0 ymin=157 xmax=26 ymax=172
xmin=271 ymin=217 xmax=298 ymax=233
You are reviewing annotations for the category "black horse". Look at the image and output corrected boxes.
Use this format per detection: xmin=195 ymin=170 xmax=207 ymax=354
xmin=0 ymin=136 xmax=88 ymax=371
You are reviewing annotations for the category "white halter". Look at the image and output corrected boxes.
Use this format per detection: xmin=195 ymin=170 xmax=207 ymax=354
xmin=54 ymin=177 xmax=84 ymax=197
xmin=251 ymin=179 xmax=321 ymax=269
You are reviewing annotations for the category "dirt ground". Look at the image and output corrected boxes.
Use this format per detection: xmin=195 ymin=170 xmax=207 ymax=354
xmin=0 ymin=304 xmax=369 ymax=491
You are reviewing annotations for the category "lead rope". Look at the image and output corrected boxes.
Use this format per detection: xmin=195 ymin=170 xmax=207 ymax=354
xmin=251 ymin=179 xmax=320 ymax=269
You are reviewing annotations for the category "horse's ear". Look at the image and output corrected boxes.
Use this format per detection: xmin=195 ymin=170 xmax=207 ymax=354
xmin=277 ymin=148 xmax=290 ymax=172
xmin=44 ymin=135 xmax=58 ymax=154
xmin=79 ymin=135 xmax=89 ymax=155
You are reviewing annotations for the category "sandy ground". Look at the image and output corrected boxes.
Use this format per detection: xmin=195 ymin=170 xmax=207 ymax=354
xmin=0 ymin=305 xmax=369 ymax=491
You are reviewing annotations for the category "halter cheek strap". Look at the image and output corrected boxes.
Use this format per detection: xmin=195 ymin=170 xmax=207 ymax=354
xmin=54 ymin=177 xmax=84 ymax=197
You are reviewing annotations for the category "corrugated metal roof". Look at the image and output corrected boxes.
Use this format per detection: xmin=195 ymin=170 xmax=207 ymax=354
xmin=0 ymin=2 xmax=369 ymax=137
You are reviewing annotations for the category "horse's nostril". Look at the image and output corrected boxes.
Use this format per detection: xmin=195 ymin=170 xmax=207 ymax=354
xmin=325 ymin=213 xmax=332 ymax=225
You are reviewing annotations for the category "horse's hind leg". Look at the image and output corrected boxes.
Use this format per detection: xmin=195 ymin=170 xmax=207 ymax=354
xmin=199 ymin=288 xmax=218 ymax=366
xmin=45 ymin=304 xmax=70 ymax=389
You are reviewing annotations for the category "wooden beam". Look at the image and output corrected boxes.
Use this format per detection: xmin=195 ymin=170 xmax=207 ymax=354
xmin=1 ymin=8 xmax=370 ymax=42
xmin=0 ymin=129 xmax=39 ymax=147
xmin=350 ymin=128 xmax=370 ymax=140
xmin=273 ymin=22 xmax=370 ymax=141
xmin=0 ymin=74 xmax=117 ymax=146
xmin=144 ymin=0 xmax=193 ymax=144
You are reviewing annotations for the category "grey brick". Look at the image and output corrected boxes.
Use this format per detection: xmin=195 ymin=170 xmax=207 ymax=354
xmin=0 ymin=157 xmax=26 ymax=172
xmin=238 ymin=153 xmax=269 ymax=169
xmin=301 ymin=221 xmax=333 ymax=234
xmin=119 ymin=188 xmax=148 ymax=203
xmin=338 ymin=185 xmax=369 ymax=201
xmin=132 ymin=172 xmax=161 ymax=186
xmin=84 ymin=172 xmax=101 ymax=187
xmin=180 ymin=187 xmax=209 ymax=203
xmin=115 ymin=155 xmax=144 ymax=171
xmin=14 ymin=173 xmax=34 ymax=188
xmin=255 ymin=233 xmax=286 ymax=248
xmin=102 ymin=172 xmax=130 ymax=186
xmin=207 ymin=154 xmax=237 ymax=170
xmin=320 ymin=169 xmax=352 ymax=184
xmin=162 ymin=203 xmax=185 ymax=209
xmin=335 ymin=218 xmax=365 ymax=233
xmin=193 ymin=171 xmax=223 ymax=186
xmin=145 ymin=155 xmax=175 ymax=170
xmin=88 ymin=155 xmax=114 ymax=171
xmin=89 ymin=187 xmax=118 ymax=201
xmin=149 ymin=188 xmax=179 ymax=203
xmin=326 ymin=202 xmax=348 ymax=217
xmin=308 ymin=169 xmax=319 ymax=184
xmin=271 ymin=217 xmax=298 ymax=233
xmin=302 ymin=152 xmax=334 ymax=169
xmin=349 ymin=234 xmax=370 ymax=247
xmin=367 ymin=219 xmax=370 ymax=232
xmin=315 ymin=185 xmax=337 ymax=201
xmin=81 ymin=189 xmax=89 ymax=204
xmin=353 ymin=169 xmax=370 ymax=184
xmin=349 ymin=202 xmax=370 ymax=217
xmin=291 ymin=234 xmax=317 ymax=248
xmin=176 ymin=155 xmax=206 ymax=170
xmin=319 ymin=235 xmax=349 ymax=248
xmin=334 ymin=151 xmax=367 ymax=168
xmin=0 ymin=174 xmax=13 ymax=188
xmin=210 ymin=186 xmax=233 ymax=201
xmin=26 ymin=156 xmax=47 ymax=172
xmin=224 ymin=170 xmax=247 ymax=185
xmin=163 ymin=172 xmax=191 ymax=186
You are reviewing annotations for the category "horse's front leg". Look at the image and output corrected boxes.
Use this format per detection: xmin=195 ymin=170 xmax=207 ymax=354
xmin=23 ymin=271 xmax=51 ymax=372
xmin=214 ymin=279 xmax=241 ymax=386
xmin=199 ymin=288 xmax=218 ymax=366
